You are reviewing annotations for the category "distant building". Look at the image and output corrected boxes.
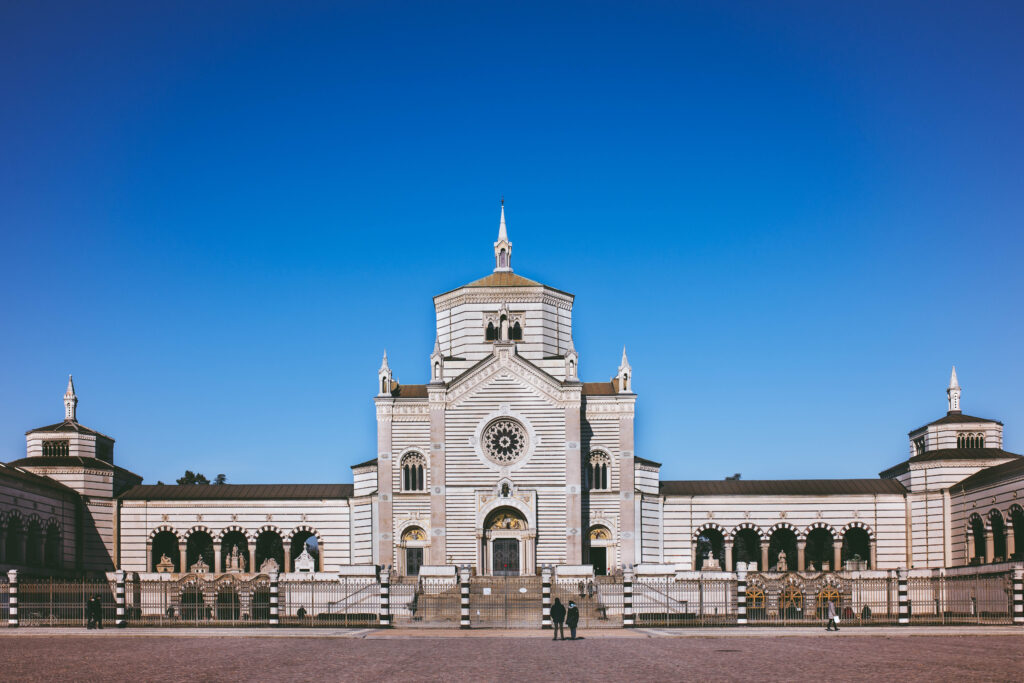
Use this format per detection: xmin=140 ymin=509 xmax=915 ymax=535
xmin=2 ymin=208 xmax=1022 ymax=578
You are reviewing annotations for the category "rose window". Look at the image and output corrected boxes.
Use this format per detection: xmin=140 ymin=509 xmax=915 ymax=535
xmin=482 ymin=418 xmax=528 ymax=464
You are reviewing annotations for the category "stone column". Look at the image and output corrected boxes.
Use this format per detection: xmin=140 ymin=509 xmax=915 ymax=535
xmin=7 ymin=569 xmax=18 ymax=628
xmin=897 ymin=569 xmax=909 ymax=625
xmin=428 ymin=386 xmax=447 ymax=566
xmin=985 ymin=525 xmax=995 ymax=564
xmin=967 ymin=532 xmax=976 ymax=563
xmin=214 ymin=546 xmax=222 ymax=574
xmin=283 ymin=550 xmax=291 ymax=573
xmin=378 ymin=571 xmax=391 ymax=628
xmin=796 ymin=540 xmax=806 ymax=572
xmin=760 ymin=542 xmax=769 ymax=571
xmin=179 ymin=547 xmax=188 ymax=573
xmin=623 ymin=569 xmax=634 ymax=627
xmin=618 ymin=402 xmax=636 ymax=568
xmin=248 ymin=547 xmax=257 ymax=574
xmin=833 ymin=544 xmax=843 ymax=573
xmin=376 ymin=398 xmax=394 ymax=569
xmin=269 ymin=572 xmax=279 ymax=626
xmin=1012 ymin=568 xmax=1023 ymax=626
xmin=318 ymin=542 xmax=325 ymax=572
xmin=541 ymin=566 xmax=552 ymax=629
xmin=870 ymin=539 xmax=877 ymax=569
xmin=736 ymin=571 xmax=747 ymax=625
xmin=1007 ymin=525 xmax=1016 ymax=559
xmin=460 ymin=569 xmax=471 ymax=629
xmin=145 ymin=542 xmax=153 ymax=573
xmin=565 ymin=391 xmax=583 ymax=565
xmin=724 ymin=540 xmax=733 ymax=572
xmin=115 ymin=570 xmax=126 ymax=627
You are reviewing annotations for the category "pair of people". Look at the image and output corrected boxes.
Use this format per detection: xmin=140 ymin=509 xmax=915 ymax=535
xmin=550 ymin=598 xmax=579 ymax=640
xmin=86 ymin=594 xmax=103 ymax=629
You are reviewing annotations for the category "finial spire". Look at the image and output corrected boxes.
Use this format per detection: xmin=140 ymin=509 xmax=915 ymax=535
xmin=494 ymin=201 xmax=512 ymax=272
xmin=616 ymin=347 xmax=632 ymax=393
xmin=378 ymin=351 xmax=394 ymax=396
xmin=64 ymin=374 xmax=78 ymax=422
xmin=947 ymin=365 xmax=961 ymax=413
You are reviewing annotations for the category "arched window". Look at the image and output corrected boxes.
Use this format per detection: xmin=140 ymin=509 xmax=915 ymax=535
xmin=485 ymin=322 xmax=497 ymax=341
xmin=732 ymin=528 xmax=761 ymax=570
xmin=511 ymin=321 xmax=522 ymax=341
xmin=841 ymin=526 xmax=871 ymax=569
xmin=499 ymin=248 xmax=507 ymax=268
xmin=587 ymin=451 xmax=610 ymax=490
xmin=969 ymin=515 xmax=986 ymax=563
xmin=401 ymin=452 xmax=426 ymax=492
xmin=989 ymin=510 xmax=1007 ymax=561
xmin=957 ymin=432 xmax=985 ymax=448
xmin=42 ymin=440 xmax=69 ymax=457
xmin=805 ymin=527 xmax=835 ymax=571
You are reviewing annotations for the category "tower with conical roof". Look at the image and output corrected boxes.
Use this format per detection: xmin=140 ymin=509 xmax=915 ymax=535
xmin=64 ymin=374 xmax=78 ymax=422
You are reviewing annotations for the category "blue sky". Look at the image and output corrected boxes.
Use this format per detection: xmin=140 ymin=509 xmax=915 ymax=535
xmin=1 ymin=2 xmax=1022 ymax=484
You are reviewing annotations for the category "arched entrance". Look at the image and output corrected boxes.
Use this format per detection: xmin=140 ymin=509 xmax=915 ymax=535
xmin=586 ymin=525 xmax=613 ymax=576
xmin=483 ymin=508 xmax=533 ymax=576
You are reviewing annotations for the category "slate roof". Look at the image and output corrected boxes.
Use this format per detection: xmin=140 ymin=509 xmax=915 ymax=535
xmin=0 ymin=462 xmax=81 ymax=496
xmin=878 ymin=448 xmax=1021 ymax=478
xmin=120 ymin=483 xmax=353 ymax=501
xmin=952 ymin=458 xmax=1024 ymax=493
xmin=909 ymin=412 xmax=1003 ymax=435
xmin=660 ymin=479 xmax=907 ymax=496
xmin=25 ymin=420 xmax=115 ymax=440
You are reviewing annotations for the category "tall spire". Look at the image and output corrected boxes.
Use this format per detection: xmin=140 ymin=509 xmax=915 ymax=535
xmin=947 ymin=365 xmax=961 ymax=413
xmin=494 ymin=200 xmax=512 ymax=273
xmin=64 ymin=374 xmax=78 ymax=422
xmin=617 ymin=347 xmax=632 ymax=393
xmin=378 ymin=351 xmax=393 ymax=396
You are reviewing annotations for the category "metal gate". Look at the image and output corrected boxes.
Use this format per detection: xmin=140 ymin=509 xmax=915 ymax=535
xmin=470 ymin=576 xmax=541 ymax=628
xmin=18 ymin=578 xmax=116 ymax=626
xmin=551 ymin=576 xmax=623 ymax=629
xmin=633 ymin=576 xmax=737 ymax=627
xmin=391 ymin=575 xmax=462 ymax=627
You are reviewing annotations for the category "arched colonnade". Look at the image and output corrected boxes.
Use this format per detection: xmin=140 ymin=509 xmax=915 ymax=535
xmin=692 ymin=521 xmax=876 ymax=572
xmin=146 ymin=525 xmax=324 ymax=574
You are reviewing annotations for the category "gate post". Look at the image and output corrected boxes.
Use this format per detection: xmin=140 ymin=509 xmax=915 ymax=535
xmin=460 ymin=566 xmax=471 ymax=629
xmin=7 ymin=570 xmax=17 ymax=628
xmin=541 ymin=566 xmax=552 ymax=629
xmin=115 ymin=570 xmax=126 ymax=628
xmin=1013 ymin=568 xmax=1024 ymax=626
xmin=897 ymin=568 xmax=909 ymax=625
xmin=736 ymin=571 xmax=747 ymax=626
xmin=378 ymin=568 xmax=391 ymax=628
xmin=623 ymin=569 xmax=634 ymax=628
xmin=269 ymin=572 xmax=279 ymax=626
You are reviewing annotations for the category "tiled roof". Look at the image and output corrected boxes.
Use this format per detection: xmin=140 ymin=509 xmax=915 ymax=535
xmin=879 ymin=448 xmax=1020 ymax=479
xmin=581 ymin=382 xmax=616 ymax=396
xmin=25 ymin=420 xmax=115 ymax=440
xmin=909 ymin=412 xmax=1003 ymax=435
xmin=120 ymin=483 xmax=353 ymax=501
xmin=7 ymin=456 xmax=114 ymax=470
xmin=391 ymin=384 xmax=428 ymax=398
xmin=660 ymin=479 xmax=907 ymax=496
xmin=437 ymin=271 xmax=573 ymax=298
xmin=952 ymin=458 xmax=1024 ymax=492
xmin=0 ymin=462 xmax=81 ymax=496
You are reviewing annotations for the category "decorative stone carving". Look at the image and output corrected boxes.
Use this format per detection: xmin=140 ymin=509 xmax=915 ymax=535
xmin=259 ymin=557 xmax=280 ymax=573
xmin=225 ymin=544 xmax=247 ymax=573
xmin=294 ymin=547 xmax=316 ymax=572
xmin=156 ymin=554 xmax=175 ymax=573
xmin=190 ymin=557 xmax=209 ymax=573
xmin=482 ymin=418 xmax=528 ymax=464
xmin=776 ymin=550 xmax=788 ymax=572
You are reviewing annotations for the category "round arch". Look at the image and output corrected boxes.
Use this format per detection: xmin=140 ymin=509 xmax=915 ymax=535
xmin=727 ymin=522 xmax=764 ymax=543
xmin=215 ymin=525 xmax=251 ymax=543
xmin=767 ymin=521 xmax=803 ymax=541
xmin=149 ymin=524 xmax=180 ymax=541
xmin=182 ymin=525 xmax=213 ymax=541
xmin=840 ymin=521 xmax=874 ymax=541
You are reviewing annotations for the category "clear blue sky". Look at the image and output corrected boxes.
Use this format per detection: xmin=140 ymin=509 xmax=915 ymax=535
xmin=2 ymin=2 xmax=1022 ymax=485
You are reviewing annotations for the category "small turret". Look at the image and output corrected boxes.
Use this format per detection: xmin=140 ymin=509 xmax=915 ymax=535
xmin=378 ymin=351 xmax=393 ymax=396
xmin=565 ymin=338 xmax=579 ymax=381
xmin=947 ymin=366 xmax=961 ymax=414
xmin=64 ymin=374 xmax=78 ymax=422
xmin=430 ymin=337 xmax=444 ymax=383
xmin=493 ymin=200 xmax=512 ymax=272
xmin=616 ymin=347 xmax=632 ymax=393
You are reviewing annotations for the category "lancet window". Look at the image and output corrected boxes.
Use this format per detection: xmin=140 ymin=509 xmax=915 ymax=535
xmin=587 ymin=451 xmax=610 ymax=490
xmin=401 ymin=452 xmax=426 ymax=492
xmin=957 ymin=432 xmax=985 ymax=449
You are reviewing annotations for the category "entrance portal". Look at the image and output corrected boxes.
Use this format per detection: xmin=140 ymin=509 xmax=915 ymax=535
xmin=590 ymin=547 xmax=607 ymax=576
xmin=493 ymin=539 xmax=520 ymax=576
xmin=406 ymin=547 xmax=423 ymax=576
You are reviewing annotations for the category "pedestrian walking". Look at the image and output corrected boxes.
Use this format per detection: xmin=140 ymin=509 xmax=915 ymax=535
xmin=550 ymin=597 xmax=566 ymax=640
xmin=586 ymin=579 xmax=595 ymax=600
xmin=825 ymin=599 xmax=839 ymax=631
xmin=578 ymin=580 xmax=585 ymax=600
xmin=566 ymin=600 xmax=580 ymax=640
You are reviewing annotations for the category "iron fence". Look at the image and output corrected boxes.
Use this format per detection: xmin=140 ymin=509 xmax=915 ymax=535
xmin=633 ymin=576 xmax=737 ymax=627
xmin=280 ymin=576 xmax=378 ymax=627
xmin=17 ymin=578 xmax=116 ymax=627
xmin=391 ymin=575 xmax=461 ymax=627
xmin=907 ymin=572 xmax=1013 ymax=625
xmin=470 ymin=576 xmax=542 ymax=628
xmin=551 ymin=576 xmax=623 ymax=629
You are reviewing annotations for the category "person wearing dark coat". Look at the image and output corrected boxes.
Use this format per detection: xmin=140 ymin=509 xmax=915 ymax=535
xmin=566 ymin=601 xmax=580 ymax=640
xmin=550 ymin=597 xmax=566 ymax=640
xmin=87 ymin=594 xmax=103 ymax=629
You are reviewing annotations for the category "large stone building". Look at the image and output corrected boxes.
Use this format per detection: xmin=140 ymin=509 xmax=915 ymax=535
xmin=2 ymin=208 xmax=1023 ymax=581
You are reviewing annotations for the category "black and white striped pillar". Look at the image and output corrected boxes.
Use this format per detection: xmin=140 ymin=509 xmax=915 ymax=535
xmin=115 ymin=570 xmax=126 ymax=628
xmin=379 ymin=568 xmax=391 ymax=628
xmin=541 ymin=566 xmax=552 ymax=629
xmin=460 ymin=567 xmax=471 ymax=629
xmin=7 ymin=569 xmax=17 ymax=628
xmin=269 ymin=572 xmax=279 ymax=626
xmin=623 ymin=570 xmax=634 ymax=628
xmin=1012 ymin=568 xmax=1023 ymax=626
xmin=736 ymin=571 xmax=747 ymax=626
xmin=897 ymin=569 xmax=909 ymax=625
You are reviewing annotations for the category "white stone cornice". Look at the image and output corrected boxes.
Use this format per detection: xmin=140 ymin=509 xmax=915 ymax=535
xmin=433 ymin=287 xmax=574 ymax=312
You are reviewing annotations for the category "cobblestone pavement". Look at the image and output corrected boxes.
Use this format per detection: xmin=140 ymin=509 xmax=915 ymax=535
xmin=1 ymin=631 xmax=1022 ymax=682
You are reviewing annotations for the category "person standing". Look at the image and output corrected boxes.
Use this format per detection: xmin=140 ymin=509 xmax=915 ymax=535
xmin=93 ymin=594 xmax=104 ymax=629
xmin=86 ymin=595 xmax=96 ymax=629
xmin=825 ymin=599 xmax=839 ymax=632
xmin=550 ymin=597 xmax=566 ymax=640
xmin=566 ymin=600 xmax=580 ymax=640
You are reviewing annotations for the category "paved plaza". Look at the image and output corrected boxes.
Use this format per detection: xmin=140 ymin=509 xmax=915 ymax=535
xmin=1 ymin=629 xmax=1022 ymax=681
